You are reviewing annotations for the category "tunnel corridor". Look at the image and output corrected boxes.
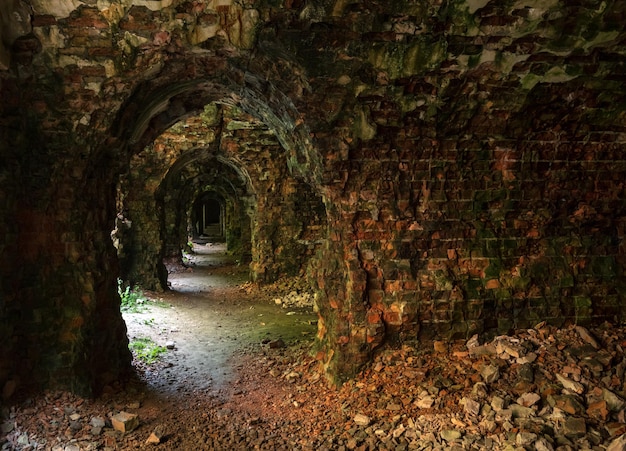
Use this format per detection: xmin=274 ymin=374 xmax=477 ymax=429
xmin=192 ymin=195 xmax=224 ymax=241
xmin=114 ymin=102 xmax=328 ymax=291
xmin=122 ymin=241 xmax=318 ymax=396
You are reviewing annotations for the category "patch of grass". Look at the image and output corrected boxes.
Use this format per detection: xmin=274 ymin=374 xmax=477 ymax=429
xmin=118 ymin=279 xmax=146 ymax=312
xmin=128 ymin=337 xmax=167 ymax=364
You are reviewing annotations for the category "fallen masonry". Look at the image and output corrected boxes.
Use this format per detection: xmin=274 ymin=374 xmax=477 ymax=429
xmin=226 ymin=322 xmax=626 ymax=450
xmin=2 ymin=322 xmax=626 ymax=450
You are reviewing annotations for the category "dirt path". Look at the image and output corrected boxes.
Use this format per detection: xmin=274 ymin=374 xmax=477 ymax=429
xmin=124 ymin=243 xmax=318 ymax=396
xmin=1 ymin=243 xmax=328 ymax=450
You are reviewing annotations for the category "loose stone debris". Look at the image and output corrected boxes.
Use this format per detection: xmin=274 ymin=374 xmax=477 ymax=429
xmin=273 ymin=290 xmax=315 ymax=309
xmin=145 ymin=426 xmax=164 ymax=445
xmin=111 ymin=412 xmax=139 ymax=434
xmin=245 ymin=276 xmax=315 ymax=309
xmin=2 ymin=322 xmax=626 ymax=450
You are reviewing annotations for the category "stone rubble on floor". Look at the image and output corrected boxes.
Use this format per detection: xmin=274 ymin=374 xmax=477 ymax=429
xmin=317 ymin=322 xmax=626 ymax=451
xmin=246 ymin=276 xmax=315 ymax=309
xmin=2 ymin=322 xmax=626 ymax=450
xmin=273 ymin=290 xmax=314 ymax=309
xmin=111 ymin=412 xmax=139 ymax=434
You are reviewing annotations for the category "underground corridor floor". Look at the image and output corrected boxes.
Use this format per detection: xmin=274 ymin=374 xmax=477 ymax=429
xmin=2 ymin=245 xmax=626 ymax=450
xmin=124 ymin=242 xmax=319 ymax=397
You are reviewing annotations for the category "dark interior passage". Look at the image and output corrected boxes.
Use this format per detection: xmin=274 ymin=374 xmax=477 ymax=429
xmin=192 ymin=194 xmax=225 ymax=241
xmin=114 ymin=103 xmax=327 ymax=293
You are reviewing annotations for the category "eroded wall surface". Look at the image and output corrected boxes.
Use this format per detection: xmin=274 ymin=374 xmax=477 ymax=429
xmin=0 ymin=0 xmax=625 ymax=393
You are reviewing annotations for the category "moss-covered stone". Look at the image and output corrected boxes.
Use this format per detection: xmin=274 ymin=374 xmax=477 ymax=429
xmin=368 ymin=38 xmax=447 ymax=80
xmin=573 ymin=295 xmax=593 ymax=324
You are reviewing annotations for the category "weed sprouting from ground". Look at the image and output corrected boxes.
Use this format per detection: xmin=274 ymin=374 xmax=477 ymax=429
xmin=128 ymin=337 xmax=167 ymax=364
xmin=117 ymin=279 xmax=146 ymax=312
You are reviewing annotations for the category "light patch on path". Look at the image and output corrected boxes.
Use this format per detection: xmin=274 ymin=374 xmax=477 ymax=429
xmin=123 ymin=242 xmax=317 ymax=398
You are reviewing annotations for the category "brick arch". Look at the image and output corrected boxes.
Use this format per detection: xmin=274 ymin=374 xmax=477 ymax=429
xmin=159 ymin=147 xmax=256 ymax=281
xmin=107 ymin=57 xmax=374 ymax=384
xmin=118 ymin=140 xmax=255 ymax=290
xmin=110 ymin=56 xmax=323 ymax=189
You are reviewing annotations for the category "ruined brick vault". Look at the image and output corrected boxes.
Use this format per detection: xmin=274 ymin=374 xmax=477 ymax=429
xmin=1 ymin=0 xmax=626 ymax=397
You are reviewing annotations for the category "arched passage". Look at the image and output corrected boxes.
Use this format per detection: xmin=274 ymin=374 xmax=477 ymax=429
xmin=108 ymin=78 xmax=335 ymax=388
xmin=192 ymin=194 xmax=224 ymax=240
xmin=104 ymin=49 xmax=371 ymax=387
xmin=115 ymin=96 xmax=328 ymax=291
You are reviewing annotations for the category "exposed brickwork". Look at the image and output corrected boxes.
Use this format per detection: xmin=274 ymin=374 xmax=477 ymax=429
xmin=0 ymin=0 xmax=625 ymax=394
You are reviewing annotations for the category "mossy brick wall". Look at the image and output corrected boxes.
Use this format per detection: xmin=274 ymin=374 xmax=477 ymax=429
xmin=289 ymin=0 xmax=626 ymax=379
xmin=219 ymin=112 xmax=327 ymax=283
xmin=344 ymin=133 xmax=626 ymax=338
xmin=1 ymin=0 xmax=626 ymax=394
xmin=0 ymin=95 xmax=132 ymax=395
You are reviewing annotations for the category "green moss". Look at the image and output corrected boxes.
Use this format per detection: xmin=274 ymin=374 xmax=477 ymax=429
xmin=573 ymin=296 xmax=592 ymax=324
xmin=432 ymin=270 xmax=454 ymax=291
xmin=368 ymin=38 xmax=447 ymax=80
xmin=128 ymin=337 xmax=167 ymax=364
xmin=200 ymin=103 xmax=221 ymax=127
xmin=403 ymin=38 xmax=448 ymax=76
xmin=352 ymin=105 xmax=377 ymax=141
xmin=521 ymin=73 xmax=542 ymax=91
xmin=591 ymin=256 xmax=617 ymax=279
xmin=368 ymin=43 xmax=402 ymax=80
xmin=441 ymin=0 xmax=480 ymax=35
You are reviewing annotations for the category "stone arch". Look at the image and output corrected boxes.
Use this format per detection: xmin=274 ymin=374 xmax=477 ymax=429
xmin=116 ymin=123 xmax=257 ymax=290
xmin=158 ymin=144 xmax=255 ymax=277
xmin=109 ymin=56 xmax=330 ymax=289
xmin=191 ymin=194 xmax=224 ymax=240
xmin=116 ymin=56 xmax=375 ymax=385
xmin=112 ymin=57 xmax=323 ymax=188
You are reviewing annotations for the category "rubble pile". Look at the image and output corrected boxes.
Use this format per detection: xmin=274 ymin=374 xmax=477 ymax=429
xmin=241 ymin=276 xmax=315 ymax=309
xmin=2 ymin=322 xmax=626 ymax=450
xmin=345 ymin=323 xmax=626 ymax=449
xmin=273 ymin=291 xmax=315 ymax=309
xmin=232 ymin=322 xmax=626 ymax=450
